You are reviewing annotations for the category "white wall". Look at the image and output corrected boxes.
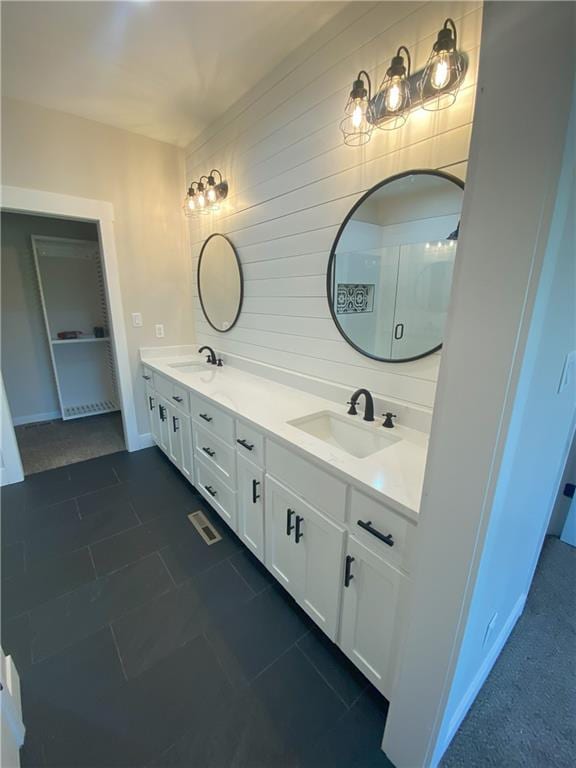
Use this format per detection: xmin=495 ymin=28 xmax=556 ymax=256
xmin=382 ymin=2 xmax=575 ymax=766
xmin=184 ymin=1 xmax=482 ymax=414
xmin=0 ymin=212 xmax=98 ymax=424
xmin=1 ymin=99 xmax=193 ymax=436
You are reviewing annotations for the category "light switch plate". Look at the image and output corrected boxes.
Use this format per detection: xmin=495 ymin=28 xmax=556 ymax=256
xmin=155 ymin=324 xmax=165 ymax=338
xmin=558 ymin=350 xmax=576 ymax=394
xmin=132 ymin=312 xmax=143 ymax=327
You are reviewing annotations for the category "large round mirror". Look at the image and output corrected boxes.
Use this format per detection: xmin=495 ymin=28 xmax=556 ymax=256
xmin=328 ymin=170 xmax=464 ymax=362
xmin=197 ymin=233 xmax=243 ymax=332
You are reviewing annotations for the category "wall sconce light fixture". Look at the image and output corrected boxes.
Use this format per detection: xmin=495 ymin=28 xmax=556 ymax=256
xmin=419 ymin=19 xmax=464 ymax=111
xmin=374 ymin=46 xmax=412 ymax=131
xmin=339 ymin=71 xmax=373 ymax=146
xmin=340 ymin=17 xmax=466 ymax=145
xmin=184 ymin=169 xmax=229 ymax=217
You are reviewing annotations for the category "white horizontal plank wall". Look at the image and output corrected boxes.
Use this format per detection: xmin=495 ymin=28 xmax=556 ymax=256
xmin=184 ymin=1 xmax=482 ymax=412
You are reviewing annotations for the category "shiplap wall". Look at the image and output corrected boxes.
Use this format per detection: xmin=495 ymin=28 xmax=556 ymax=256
xmin=185 ymin=1 xmax=482 ymax=412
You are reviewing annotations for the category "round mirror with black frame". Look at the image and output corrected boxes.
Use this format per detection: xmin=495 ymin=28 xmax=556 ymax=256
xmin=197 ymin=233 xmax=243 ymax=332
xmin=327 ymin=169 xmax=464 ymax=363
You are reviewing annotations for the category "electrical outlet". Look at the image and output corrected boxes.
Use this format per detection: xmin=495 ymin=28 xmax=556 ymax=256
xmin=132 ymin=312 xmax=143 ymax=328
xmin=155 ymin=324 xmax=165 ymax=338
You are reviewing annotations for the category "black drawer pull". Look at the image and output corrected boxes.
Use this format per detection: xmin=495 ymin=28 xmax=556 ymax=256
xmin=357 ymin=520 xmax=394 ymax=547
xmin=172 ymin=416 xmax=179 ymax=432
xmin=172 ymin=395 xmax=183 ymax=403
xmin=344 ymin=555 xmax=355 ymax=587
xmin=286 ymin=508 xmax=295 ymax=536
xmin=237 ymin=438 xmax=254 ymax=451
xmin=199 ymin=413 xmax=213 ymax=423
xmin=295 ymin=515 xmax=304 ymax=543
xmin=142 ymin=374 xmax=151 ymax=381
xmin=202 ymin=446 xmax=215 ymax=458
xmin=159 ymin=405 xmax=167 ymax=422
xmin=148 ymin=396 xmax=155 ymax=411
xmin=205 ymin=485 xmax=217 ymax=497
xmin=252 ymin=479 xmax=261 ymax=504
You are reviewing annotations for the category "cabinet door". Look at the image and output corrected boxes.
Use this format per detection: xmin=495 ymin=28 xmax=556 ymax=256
xmin=156 ymin=396 xmax=170 ymax=454
xmin=237 ymin=454 xmax=264 ymax=561
xmin=264 ymin=476 xmax=300 ymax=596
xmin=145 ymin=383 xmax=161 ymax=446
xmin=180 ymin=413 xmax=194 ymax=484
xmin=293 ymin=499 xmax=345 ymax=640
xmin=167 ymin=402 xmax=183 ymax=468
xmin=339 ymin=535 xmax=403 ymax=696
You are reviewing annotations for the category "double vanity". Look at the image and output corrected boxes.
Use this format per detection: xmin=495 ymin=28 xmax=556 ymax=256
xmin=141 ymin=349 xmax=427 ymax=700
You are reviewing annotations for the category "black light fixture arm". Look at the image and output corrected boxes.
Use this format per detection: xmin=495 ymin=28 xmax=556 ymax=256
xmin=396 ymin=45 xmax=411 ymax=77
xmin=354 ymin=69 xmax=372 ymax=102
xmin=208 ymin=169 xmax=223 ymax=184
xmin=439 ymin=18 xmax=457 ymax=50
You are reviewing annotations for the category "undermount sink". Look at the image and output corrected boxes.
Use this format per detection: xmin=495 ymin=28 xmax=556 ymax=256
xmin=288 ymin=411 xmax=400 ymax=459
xmin=168 ymin=361 xmax=205 ymax=373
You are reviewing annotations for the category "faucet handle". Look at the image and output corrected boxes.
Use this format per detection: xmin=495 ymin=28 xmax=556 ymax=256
xmin=347 ymin=400 xmax=358 ymax=416
xmin=382 ymin=412 xmax=397 ymax=429
xmin=216 ymin=358 xmax=223 ymax=367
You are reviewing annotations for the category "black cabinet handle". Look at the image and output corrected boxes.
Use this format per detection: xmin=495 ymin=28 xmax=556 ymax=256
xmin=172 ymin=416 xmax=179 ymax=432
xmin=205 ymin=485 xmax=217 ymax=497
xmin=252 ymin=479 xmax=261 ymax=504
xmin=202 ymin=446 xmax=215 ymax=458
xmin=295 ymin=515 xmax=304 ymax=543
xmin=142 ymin=374 xmax=151 ymax=381
xmin=199 ymin=413 xmax=213 ymax=423
xmin=344 ymin=555 xmax=355 ymax=587
xmin=286 ymin=508 xmax=295 ymax=536
xmin=172 ymin=395 xmax=183 ymax=403
xmin=357 ymin=520 xmax=394 ymax=547
xmin=148 ymin=396 xmax=155 ymax=411
xmin=159 ymin=405 xmax=167 ymax=422
xmin=237 ymin=438 xmax=254 ymax=452
xmin=394 ymin=323 xmax=405 ymax=340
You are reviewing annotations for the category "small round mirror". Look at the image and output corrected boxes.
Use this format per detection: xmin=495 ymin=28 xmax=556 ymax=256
xmin=197 ymin=233 xmax=243 ymax=332
xmin=327 ymin=170 xmax=464 ymax=362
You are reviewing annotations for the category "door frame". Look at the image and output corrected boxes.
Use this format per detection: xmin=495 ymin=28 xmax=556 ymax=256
xmin=1 ymin=185 xmax=139 ymax=483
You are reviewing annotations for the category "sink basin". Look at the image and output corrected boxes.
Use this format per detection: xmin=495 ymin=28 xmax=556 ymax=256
xmin=288 ymin=411 xmax=400 ymax=459
xmin=168 ymin=361 xmax=204 ymax=374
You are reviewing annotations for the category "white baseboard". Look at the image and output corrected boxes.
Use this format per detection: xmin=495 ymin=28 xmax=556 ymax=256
xmin=437 ymin=591 xmax=528 ymax=762
xmin=12 ymin=410 xmax=60 ymax=426
xmin=133 ymin=432 xmax=155 ymax=451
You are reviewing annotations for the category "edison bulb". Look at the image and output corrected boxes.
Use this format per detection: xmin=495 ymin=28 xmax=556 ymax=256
xmin=431 ymin=52 xmax=451 ymax=90
xmin=352 ymin=99 xmax=365 ymax=128
xmin=385 ymin=78 xmax=403 ymax=112
xmin=207 ymin=187 xmax=217 ymax=203
xmin=197 ymin=192 xmax=206 ymax=209
xmin=187 ymin=196 xmax=195 ymax=211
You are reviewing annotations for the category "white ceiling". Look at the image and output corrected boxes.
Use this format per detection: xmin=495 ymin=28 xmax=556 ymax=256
xmin=1 ymin=0 xmax=347 ymax=147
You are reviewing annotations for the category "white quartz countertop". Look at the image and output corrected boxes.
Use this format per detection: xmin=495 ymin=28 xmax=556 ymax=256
xmin=140 ymin=352 xmax=428 ymax=522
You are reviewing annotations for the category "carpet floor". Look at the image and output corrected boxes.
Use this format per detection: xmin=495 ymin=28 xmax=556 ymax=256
xmin=442 ymin=536 xmax=576 ymax=767
xmin=15 ymin=413 xmax=125 ymax=475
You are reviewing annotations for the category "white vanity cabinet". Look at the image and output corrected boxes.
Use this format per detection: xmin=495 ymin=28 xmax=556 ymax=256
xmin=265 ymin=476 xmax=346 ymax=640
xmin=165 ymin=400 xmax=193 ymax=483
xmin=339 ymin=535 xmax=404 ymax=696
xmin=237 ymin=453 xmax=264 ymax=560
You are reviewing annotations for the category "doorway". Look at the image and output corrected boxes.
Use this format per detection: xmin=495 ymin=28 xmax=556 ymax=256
xmin=2 ymin=211 xmax=125 ymax=474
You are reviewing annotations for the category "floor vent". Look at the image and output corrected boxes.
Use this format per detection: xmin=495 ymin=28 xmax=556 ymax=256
xmin=188 ymin=511 xmax=222 ymax=546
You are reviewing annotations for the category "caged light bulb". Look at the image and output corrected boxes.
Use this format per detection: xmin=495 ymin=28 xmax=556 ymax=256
xmin=385 ymin=78 xmax=403 ymax=112
xmin=431 ymin=51 xmax=451 ymax=90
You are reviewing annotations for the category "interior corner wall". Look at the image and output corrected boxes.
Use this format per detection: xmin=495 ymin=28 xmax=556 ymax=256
xmin=184 ymin=1 xmax=482 ymax=413
xmin=1 ymin=212 xmax=98 ymax=424
xmin=1 ymin=100 xmax=194 ymax=437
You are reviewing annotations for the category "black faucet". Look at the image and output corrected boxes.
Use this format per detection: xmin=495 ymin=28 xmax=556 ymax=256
xmin=199 ymin=346 xmax=222 ymax=366
xmin=347 ymin=388 xmax=375 ymax=422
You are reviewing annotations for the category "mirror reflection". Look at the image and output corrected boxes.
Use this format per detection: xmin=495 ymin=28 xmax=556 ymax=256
xmin=328 ymin=171 xmax=463 ymax=362
xmin=197 ymin=233 xmax=243 ymax=332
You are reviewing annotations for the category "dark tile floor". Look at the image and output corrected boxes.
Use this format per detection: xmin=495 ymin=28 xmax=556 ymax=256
xmin=1 ymin=447 xmax=392 ymax=768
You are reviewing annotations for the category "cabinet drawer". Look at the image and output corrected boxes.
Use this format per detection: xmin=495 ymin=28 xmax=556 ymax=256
xmin=141 ymin=365 xmax=153 ymax=383
xmin=170 ymin=383 xmax=190 ymax=413
xmin=195 ymin=456 xmax=236 ymax=531
xmin=153 ymin=372 xmax=173 ymax=400
xmin=194 ymin=423 xmax=236 ymax=487
xmin=235 ymin=419 xmax=265 ymax=468
xmin=266 ymin=440 xmax=346 ymax=523
xmin=190 ymin=393 xmax=235 ymax=446
xmin=349 ymin=489 xmax=415 ymax=572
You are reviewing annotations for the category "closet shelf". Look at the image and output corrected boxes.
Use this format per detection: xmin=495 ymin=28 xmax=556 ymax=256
xmin=51 ymin=336 xmax=111 ymax=345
